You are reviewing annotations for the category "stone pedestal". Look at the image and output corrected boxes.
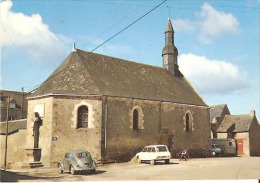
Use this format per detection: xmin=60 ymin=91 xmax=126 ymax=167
xmin=23 ymin=148 xmax=43 ymax=168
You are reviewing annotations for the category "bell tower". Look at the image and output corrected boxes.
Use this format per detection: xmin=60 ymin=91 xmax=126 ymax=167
xmin=162 ymin=18 xmax=182 ymax=76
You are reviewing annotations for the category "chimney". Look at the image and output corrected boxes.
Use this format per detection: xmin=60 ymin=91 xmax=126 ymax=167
xmin=250 ymin=110 xmax=255 ymax=116
xmin=72 ymin=43 xmax=76 ymax=52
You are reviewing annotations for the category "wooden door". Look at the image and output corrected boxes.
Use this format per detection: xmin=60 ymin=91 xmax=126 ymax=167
xmin=236 ymin=138 xmax=244 ymax=156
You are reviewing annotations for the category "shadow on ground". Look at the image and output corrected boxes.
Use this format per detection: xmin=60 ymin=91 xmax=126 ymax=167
xmin=0 ymin=169 xmax=107 ymax=182
xmin=0 ymin=170 xmax=61 ymax=182
xmin=141 ymin=161 xmax=179 ymax=165
xmin=62 ymin=170 xmax=106 ymax=176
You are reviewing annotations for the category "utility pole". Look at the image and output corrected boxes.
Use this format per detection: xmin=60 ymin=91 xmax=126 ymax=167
xmin=4 ymin=96 xmax=10 ymax=170
xmin=21 ymin=87 xmax=24 ymax=119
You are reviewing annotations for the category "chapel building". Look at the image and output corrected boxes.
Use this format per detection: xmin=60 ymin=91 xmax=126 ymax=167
xmin=25 ymin=19 xmax=211 ymax=166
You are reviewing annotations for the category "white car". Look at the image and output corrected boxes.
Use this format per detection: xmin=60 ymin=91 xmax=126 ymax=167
xmin=136 ymin=145 xmax=171 ymax=165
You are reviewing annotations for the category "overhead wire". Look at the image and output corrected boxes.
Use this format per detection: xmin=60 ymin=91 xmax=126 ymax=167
xmin=91 ymin=0 xmax=167 ymax=52
xmin=27 ymin=0 xmax=167 ymax=93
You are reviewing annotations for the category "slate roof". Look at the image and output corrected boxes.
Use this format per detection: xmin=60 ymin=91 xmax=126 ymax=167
xmin=217 ymin=114 xmax=254 ymax=133
xmin=29 ymin=49 xmax=207 ymax=106
xmin=210 ymin=104 xmax=230 ymax=122
xmin=0 ymin=119 xmax=27 ymax=135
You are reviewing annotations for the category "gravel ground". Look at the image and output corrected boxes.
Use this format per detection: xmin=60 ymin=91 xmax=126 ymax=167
xmin=1 ymin=156 xmax=259 ymax=182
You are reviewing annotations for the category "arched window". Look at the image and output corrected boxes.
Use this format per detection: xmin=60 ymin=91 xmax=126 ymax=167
xmin=77 ymin=106 xmax=88 ymax=128
xmin=133 ymin=109 xmax=139 ymax=130
xmin=185 ymin=113 xmax=190 ymax=131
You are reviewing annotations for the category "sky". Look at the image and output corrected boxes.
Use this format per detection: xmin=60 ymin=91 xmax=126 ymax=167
xmin=0 ymin=0 xmax=259 ymax=119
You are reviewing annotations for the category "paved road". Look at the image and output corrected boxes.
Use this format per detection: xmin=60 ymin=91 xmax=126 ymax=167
xmin=1 ymin=157 xmax=259 ymax=181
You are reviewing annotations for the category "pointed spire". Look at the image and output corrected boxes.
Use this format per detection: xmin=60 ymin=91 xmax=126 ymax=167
xmin=165 ymin=17 xmax=174 ymax=33
xmin=162 ymin=18 xmax=182 ymax=77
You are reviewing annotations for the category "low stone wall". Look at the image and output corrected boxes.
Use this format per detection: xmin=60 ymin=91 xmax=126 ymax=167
xmin=0 ymin=129 xmax=27 ymax=168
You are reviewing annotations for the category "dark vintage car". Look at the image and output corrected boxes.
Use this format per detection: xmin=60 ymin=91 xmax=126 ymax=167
xmin=58 ymin=150 xmax=96 ymax=175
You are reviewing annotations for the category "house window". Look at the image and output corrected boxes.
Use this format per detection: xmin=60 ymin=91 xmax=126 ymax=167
xmin=133 ymin=109 xmax=139 ymax=130
xmin=185 ymin=113 xmax=190 ymax=131
xmin=77 ymin=106 xmax=88 ymax=128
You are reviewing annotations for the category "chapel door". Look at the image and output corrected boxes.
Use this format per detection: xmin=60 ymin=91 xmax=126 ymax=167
xmin=160 ymin=131 xmax=173 ymax=151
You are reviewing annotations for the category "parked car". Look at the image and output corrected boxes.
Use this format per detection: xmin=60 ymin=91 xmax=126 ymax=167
xmin=211 ymin=144 xmax=223 ymax=156
xmin=136 ymin=145 xmax=171 ymax=165
xmin=58 ymin=150 xmax=96 ymax=175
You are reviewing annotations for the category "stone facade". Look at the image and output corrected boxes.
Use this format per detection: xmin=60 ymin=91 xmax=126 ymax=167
xmin=24 ymin=95 xmax=210 ymax=165
xmin=249 ymin=117 xmax=260 ymax=156
xmin=106 ymin=96 xmax=211 ymax=159
xmin=25 ymin=96 xmax=103 ymax=166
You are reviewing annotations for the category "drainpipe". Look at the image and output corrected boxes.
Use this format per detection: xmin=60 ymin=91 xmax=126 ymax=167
xmin=21 ymin=87 xmax=24 ymax=119
xmin=104 ymin=103 xmax=108 ymax=149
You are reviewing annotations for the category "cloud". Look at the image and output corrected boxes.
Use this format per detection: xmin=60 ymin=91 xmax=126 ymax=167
xmin=0 ymin=1 xmax=67 ymax=65
xmin=198 ymin=3 xmax=239 ymax=43
xmin=173 ymin=3 xmax=239 ymax=44
xmin=179 ymin=53 xmax=249 ymax=94
xmin=173 ymin=19 xmax=195 ymax=33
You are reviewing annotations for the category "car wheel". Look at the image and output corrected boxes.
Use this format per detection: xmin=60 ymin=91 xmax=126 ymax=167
xmin=165 ymin=159 xmax=170 ymax=164
xmin=137 ymin=157 xmax=142 ymax=164
xmin=91 ymin=169 xmax=96 ymax=174
xmin=70 ymin=165 xmax=76 ymax=175
xmin=58 ymin=164 xmax=63 ymax=174
xmin=150 ymin=160 xmax=155 ymax=165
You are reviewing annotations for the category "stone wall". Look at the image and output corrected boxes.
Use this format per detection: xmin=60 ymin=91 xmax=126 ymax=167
xmin=104 ymin=97 xmax=157 ymax=162
xmin=103 ymin=97 xmax=210 ymax=161
xmin=249 ymin=118 xmax=260 ymax=156
xmin=51 ymin=97 xmax=103 ymax=165
xmin=161 ymin=102 xmax=211 ymax=157
xmin=0 ymin=129 xmax=26 ymax=168
xmin=26 ymin=97 xmax=54 ymax=166
xmin=26 ymin=96 xmax=103 ymax=167
xmin=217 ymin=133 xmax=227 ymax=138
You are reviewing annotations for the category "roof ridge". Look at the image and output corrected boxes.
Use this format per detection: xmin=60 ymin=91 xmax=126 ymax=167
xmin=225 ymin=114 xmax=253 ymax=117
xmin=76 ymin=48 xmax=166 ymax=71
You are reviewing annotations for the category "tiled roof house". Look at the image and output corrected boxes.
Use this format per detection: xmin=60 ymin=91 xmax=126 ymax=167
xmin=217 ymin=111 xmax=260 ymax=156
xmin=210 ymin=104 xmax=230 ymax=138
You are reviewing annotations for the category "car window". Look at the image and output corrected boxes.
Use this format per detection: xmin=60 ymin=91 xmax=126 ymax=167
xmin=68 ymin=153 xmax=73 ymax=159
xmin=143 ymin=147 xmax=148 ymax=152
xmin=76 ymin=152 xmax=90 ymax=159
xmin=147 ymin=147 xmax=155 ymax=152
xmin=156 ymin=146 xmax=168 ymax=152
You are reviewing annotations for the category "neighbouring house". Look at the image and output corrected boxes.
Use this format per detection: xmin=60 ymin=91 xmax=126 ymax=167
xmin=0 ymin=90 xmax=28 ymax=122
xmin=217 ymin=110 xmax=260 ymax=156
xmin=2 ymin=19 xmax=212 ymax=168
xmin=210 ymin=104 xmax=231 ymax=138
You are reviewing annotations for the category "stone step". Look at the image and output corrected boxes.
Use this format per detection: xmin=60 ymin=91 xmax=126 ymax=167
xmin=22 ymin=162 xmax=44 ymax=168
